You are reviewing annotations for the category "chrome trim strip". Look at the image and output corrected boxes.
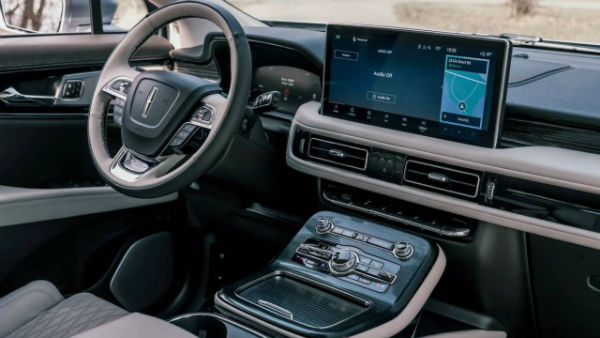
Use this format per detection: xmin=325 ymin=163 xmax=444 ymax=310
xmin=0 ymin=87 xmax=54 ymax=106
xmin=110 ymin=163 xmax=142 ymax=182
xmin=142 ymin=86 xmax=159 ymax=119
xmin=322 ymin=191 xmax=471 ymax=238
xmin=308 ymin=137 xmax=369 ymax=171
xmin=257 ymin=300 xmax=294 ymax=319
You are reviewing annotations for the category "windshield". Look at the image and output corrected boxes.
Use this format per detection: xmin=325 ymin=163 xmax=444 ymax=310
xmin=227 ymin=0 xmax=600 ymax=44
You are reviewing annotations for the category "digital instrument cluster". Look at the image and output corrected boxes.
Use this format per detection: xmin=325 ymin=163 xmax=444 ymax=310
xmin=322 ymin=24 xmax=511 ymax=147
xmin=252 ymin=65 xmax=321 ymax=115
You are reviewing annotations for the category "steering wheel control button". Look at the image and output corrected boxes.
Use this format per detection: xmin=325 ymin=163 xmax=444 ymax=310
xmin=393 ymin=241 xmax=414 ymax=260
xmin=193 ymin=106 xmax=214 ymax=126
xmin=315 ymin=217 xmax=333 ymax=233
xmin=103 ymin=77 xmax=132 ymax=101
xmin=110 ymin=79 xmax=132 ymax=93
xmin=170 ymin=123 xmax=198 ymax=149
xmin=112 ymin=98 xmax=126 ymax=126
xmin=121 ymin=152 xmax=150 ymax=174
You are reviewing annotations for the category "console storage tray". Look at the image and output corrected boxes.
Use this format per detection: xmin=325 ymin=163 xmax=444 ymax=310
xmin=237 ymin=272 xmax=369 ymax=329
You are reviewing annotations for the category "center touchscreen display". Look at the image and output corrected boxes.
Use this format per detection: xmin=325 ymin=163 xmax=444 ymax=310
xmin=322 ymin=25 xmax=511 ymax=147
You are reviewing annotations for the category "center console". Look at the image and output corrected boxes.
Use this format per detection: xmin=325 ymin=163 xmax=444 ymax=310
xmin=215 ymin=211 xmax=445 ymax=337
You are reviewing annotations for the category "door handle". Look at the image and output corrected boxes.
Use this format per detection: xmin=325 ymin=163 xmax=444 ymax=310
xmin=0 ymin=87 xmax=55 ymax=106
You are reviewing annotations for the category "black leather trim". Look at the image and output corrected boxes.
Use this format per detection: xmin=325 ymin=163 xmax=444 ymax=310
xmin=0 ymin=34 xmax=173 ymax=74
xmin=170 ymin=27 xmax=324 ymax=70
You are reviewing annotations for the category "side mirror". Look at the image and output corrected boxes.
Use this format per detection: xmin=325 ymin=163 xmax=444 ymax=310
xmin=0 ymin=0 xmax=64 ymax=34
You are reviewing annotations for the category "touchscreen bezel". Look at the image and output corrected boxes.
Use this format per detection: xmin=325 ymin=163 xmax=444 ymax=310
xmin=321 ymin=24 xmax=512 ymax=148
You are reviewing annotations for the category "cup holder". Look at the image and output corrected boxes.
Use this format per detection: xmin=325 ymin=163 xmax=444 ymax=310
xmin=169 ymin=313 xmax=266 ymax=338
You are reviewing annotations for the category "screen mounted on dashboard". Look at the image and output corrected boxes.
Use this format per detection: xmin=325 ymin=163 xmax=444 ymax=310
xmin=322 ymin=25 xmax=511 ymax=147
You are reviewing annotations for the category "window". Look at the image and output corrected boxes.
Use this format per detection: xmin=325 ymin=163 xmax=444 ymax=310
xmin=0 ymin=0 xmax=148 ymax=35
xmin=108 ymin=0 xmax=147 ymax=32
xmin=227 ymin=0 xmax=600 ymax=44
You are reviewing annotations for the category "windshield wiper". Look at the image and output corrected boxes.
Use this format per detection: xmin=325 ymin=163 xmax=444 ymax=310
xmin=499 ymin=33 xmax=600 ymax=54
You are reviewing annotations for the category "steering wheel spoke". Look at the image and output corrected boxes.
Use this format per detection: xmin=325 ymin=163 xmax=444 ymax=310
xmin=161 ymin=93 xmax=226 ymax=154
xmin=102 ymin=76 xmax=134 ymax=101
xmin=102 ymin=74 xmax=138 ymax=127
xmin=109 ymin=146 xmax=184 ymax=183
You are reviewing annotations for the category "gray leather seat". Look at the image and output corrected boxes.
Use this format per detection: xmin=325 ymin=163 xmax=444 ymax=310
xmin=0 ymin=280 xmax=128 ymax=338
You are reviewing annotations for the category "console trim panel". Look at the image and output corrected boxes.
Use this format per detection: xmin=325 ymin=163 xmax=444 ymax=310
xmin=215 ymin=245 xmax=446 ymax=337
xmin=322 ymin=191 xmax=471 ymax=238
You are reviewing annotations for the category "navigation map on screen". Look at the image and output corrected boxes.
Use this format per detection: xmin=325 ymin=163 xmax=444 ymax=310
xmin=440 ymin=55 xmax=490 ymax=129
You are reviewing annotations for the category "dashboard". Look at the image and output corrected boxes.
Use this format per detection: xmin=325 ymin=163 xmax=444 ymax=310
xmin=193 ymin=25 xmax=600 ymax=250
xmin=266 ymin=25 xmax=600 ymax=252
xmin=188 ymin=24 xmax=600 ymax=338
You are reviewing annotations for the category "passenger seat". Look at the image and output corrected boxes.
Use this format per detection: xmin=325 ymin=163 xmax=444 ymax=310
xmin=0 ymin=280 xmax=194 ymax=338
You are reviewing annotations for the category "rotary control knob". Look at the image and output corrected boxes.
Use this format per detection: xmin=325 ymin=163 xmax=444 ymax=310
xmin=329 ymin=250 xmax=358 ymax=274
xmin=315 ymin=217 xmax=332 ymax=233
xmin=393 ymin=241 xmax=414 ymax=260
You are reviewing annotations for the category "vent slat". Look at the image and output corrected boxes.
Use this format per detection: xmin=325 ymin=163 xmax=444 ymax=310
xmin=308 ymin=138 xmax=368 ymax=171
xmin=403 ymin=160 xmax=481 ymax=198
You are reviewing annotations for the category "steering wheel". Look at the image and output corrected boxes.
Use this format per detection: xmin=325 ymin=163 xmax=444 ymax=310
xmin=88 ymin=1 xmax=251 ymax=198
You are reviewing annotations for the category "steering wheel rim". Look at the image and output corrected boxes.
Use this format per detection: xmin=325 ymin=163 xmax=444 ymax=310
xmin=88 ymin=1 xmax=252 ymax=198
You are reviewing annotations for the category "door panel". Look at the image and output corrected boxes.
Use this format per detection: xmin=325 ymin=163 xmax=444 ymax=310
xmin=0 ymin=34 xmax=171 ymax=74
xmin=0 ymin=117 xmax=114 ymax=188
xmin=0 ymin=32 xmax=181 ymax=308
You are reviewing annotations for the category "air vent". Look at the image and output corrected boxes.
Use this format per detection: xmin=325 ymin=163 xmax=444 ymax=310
xmin=308 ymin=137 xmax=369 ymax=171
xmin=403 ymin=160 xmax=481 ymax=198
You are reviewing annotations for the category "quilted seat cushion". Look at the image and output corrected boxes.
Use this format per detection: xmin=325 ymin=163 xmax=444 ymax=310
xmin=4 ymin=292 xmax=128 ymax=338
